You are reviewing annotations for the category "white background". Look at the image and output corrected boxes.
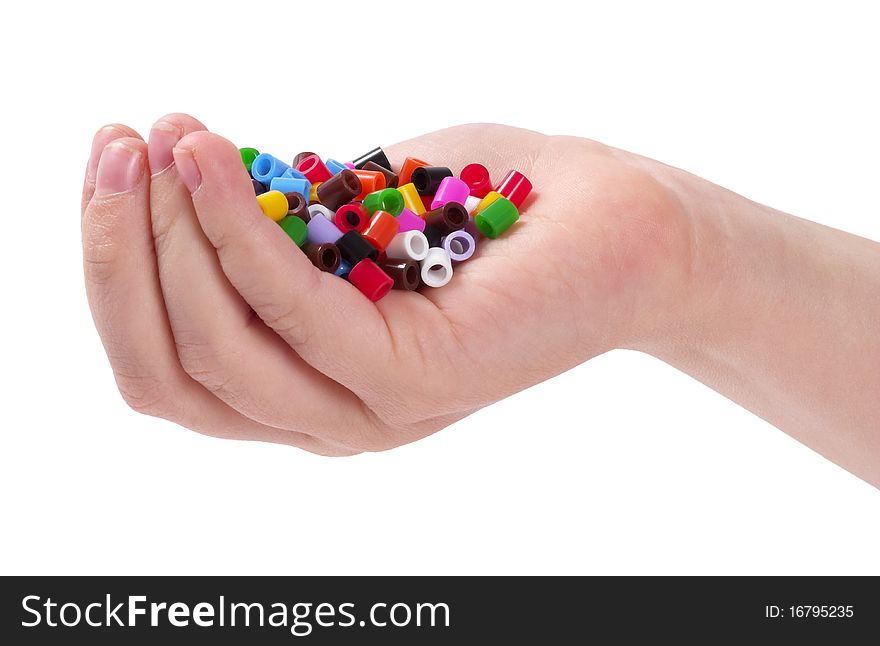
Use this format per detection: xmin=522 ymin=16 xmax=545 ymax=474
xmin=1 ymin=0 xmax=878 ymax=574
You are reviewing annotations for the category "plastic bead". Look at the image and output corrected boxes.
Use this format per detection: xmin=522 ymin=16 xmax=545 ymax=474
xmin=334 ymin=203 xmax=369 ymax=234
xmin=296 ymin=154 xmax=333 ymax=184
xmin=495 ymin=170 xmax=532 ymax=208
xmin=316 ymin=170 xmax=362 ymax=211
xmin=381 ymin=260 xmax=420 ymax=291
xmin=397 ymin=208 xmax=426 ymax=233
xmin=292 ymin=151 xmax=316 ymax=167
xmin=303 ymin=242 xmax=341 ymax=273
xmin=361 ymin=161 xmax=399 ymax=188
xmin=362 ymin=188 xmax=405 ymax=216
xmin=464 ymin=194 xmax=482 ymax=214
xmin=270 ymin=177 xmax=311 ymax=201
xmin=430 ymin=176 xmax=470 ymax=210
xmin=256 ymin=190 xmax=289 ymax=222
xmin=251 ymin=154 xmax=291 ymax=184
xmin=397 ymin=183 xmax=425 ymax=216
xmin=362 ymin=210 xmax=400 ymax=251
xmin=344 ymin=162 xmax=356 ymax=170
xmin=352 ymin=147 xmax=392 ymax=171
xmin=306 ymin=213 xmax=343 ymax=244
xmin=336 ymin=230 xmax=379 ymax=265
xmin=348 ymin=258 xmax=393 ymax=301
xmin=240 ymin=147 xmax=260 ymax=173
xmin=398 ymin=157 xmax=429 ymax=187
xmin=308 ymin=204 xmax=335 ymax=222
xmin=424 ymin=202 xmax=468 ymax=235
xmin=310 ymin=182 xmax=322 ymax=204
xmin=475 ymin=196 xmax=518 ymax=239
xmin=334 ymin=260 xmax=352 ymax=277
xmin=442 ymin=230 xmax=476 ymax=262
xmin=460 ymin=163 xmax=492 ymax=198
xmin=252 ymin=179 xmax=268 ymax=196
xmin=279 ymin=215 xmax=308 ymax=247
xmin=411 ymin=166 xmax=453 ymax=196
xmin=419 ymin=248 xmax=453 ymax=288
xmin=472 ymin=190 xmax=503 ymax=215
xmin=285 ymin=192 xmax=309 ymax=221
xmin=325 ymin=158 xmax=348 ymax=175
xmin=423 ymin=224 xmax=442 ymax=248
xmin=352 ymin=170 xmax=386 ymax=200
xmin=281 ymin=167 xmax=307 ymax=180
xmin=385 ymin=230 xmax=429 ymax=262
xmin=465 ymin=215 xmax=480 ymax=238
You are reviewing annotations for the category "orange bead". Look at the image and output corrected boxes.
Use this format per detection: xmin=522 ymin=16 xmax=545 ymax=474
xmin=398 ymin=157 xmax=430 ymax=187
xmin=362 ymin=210 xmax=400 ymax=251
xmin=353 ymin=170 xmax=386 ymax=200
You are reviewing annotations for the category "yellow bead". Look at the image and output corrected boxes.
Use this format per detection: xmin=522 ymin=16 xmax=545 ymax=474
xmin=473 ymin=190 xmax=503 ymax=216
xmin=256 ymin=190 xmax=288 ymax=222
xmin=310 ymin=182 xmax=323 ymax=204
xmin=397 ymin=182 xmax=425 ymax=216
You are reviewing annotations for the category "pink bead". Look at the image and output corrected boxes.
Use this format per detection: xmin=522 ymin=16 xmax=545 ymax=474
xmin=343 ymin=162 xmax=356 ymax=169
xmin=397 ymin=208 xmax=426 ymax=233
xmin=430 ymin=176 xmax=470 ymax=210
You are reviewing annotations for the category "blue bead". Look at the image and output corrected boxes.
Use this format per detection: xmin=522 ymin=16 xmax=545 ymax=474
xmin=269 ymin=177 xmax=311 ymax=201
xmin=334 ymin=260 xmax=352 ymax=277
xmin=325 ymin=158 xmax=348 ymax=175
xmin=281 ymin=167 xmax=307 ymax=180
xmin=251 ymin=154 xmax=291 ymax=184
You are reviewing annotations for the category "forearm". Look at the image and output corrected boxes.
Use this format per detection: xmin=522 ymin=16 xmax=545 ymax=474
xmin=640 ymin=170 xmax=880 ymax=486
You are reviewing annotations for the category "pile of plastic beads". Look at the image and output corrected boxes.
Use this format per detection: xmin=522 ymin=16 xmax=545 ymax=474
xmin=240 ymin=146 xmax=532 ymax=301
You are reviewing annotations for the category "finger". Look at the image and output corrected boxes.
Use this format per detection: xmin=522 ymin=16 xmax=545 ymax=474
xmin=172 ymin=132 xmax=395 ymax=398
xmin=149 ymin=117 xmax=382 ymax=449
xmin=82 ymin=123 xmax=143 ymax=215
xmin=83 ymin=136 xmax=348 ymax=455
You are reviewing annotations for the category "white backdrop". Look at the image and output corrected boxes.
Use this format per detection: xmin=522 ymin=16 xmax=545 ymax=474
xmin=1 ymin=0 xmax=878 ymax=574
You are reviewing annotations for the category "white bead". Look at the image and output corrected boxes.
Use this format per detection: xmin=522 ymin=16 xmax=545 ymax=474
xmin=464 ymin=195 xmax=482 ymax=214
xmin=419 ymin=247 xmax=453 ymax=288
xmin=385 ymin=231 xmax=429 ymax=261
xmin=308 ymin=204 xmax=335 ymax=221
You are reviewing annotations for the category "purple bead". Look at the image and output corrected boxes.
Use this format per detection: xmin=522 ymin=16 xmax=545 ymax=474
xmin=306 ymin=214 xmax=343 ymax=245
xmin=442 ymin=230 xmax=476 ymax=262
xmin=430 ymin=176 xmax=470 ymax=210
xmin=397 ymin=208 xmax=426 ymax=233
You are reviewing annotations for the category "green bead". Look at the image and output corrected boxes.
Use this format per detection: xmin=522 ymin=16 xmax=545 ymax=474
xmin=279 ymin=215 xmax=308 ymax=247
xmin=240 ymin=147 xmax=260 ymax=172
xmin=362 ymin=188 xmax=404 ymax=216
xmin=475 ymin=197 xmax=518 ymax=239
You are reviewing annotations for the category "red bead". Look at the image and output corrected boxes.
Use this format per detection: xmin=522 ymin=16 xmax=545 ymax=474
xmin=335 ymin=203 xmax=369 ymax=234
xmin=495 ymin=170 xmax=532 ymax=208
xmin=296 ymin=154 xmax=333 ymax=183
xmin=420 ymin=194 xmax=433 ymax=212
xmin=460 ymin=163 xmax=493 ymax=198
xmin=348 ymin=259 xmax=393 ymax=301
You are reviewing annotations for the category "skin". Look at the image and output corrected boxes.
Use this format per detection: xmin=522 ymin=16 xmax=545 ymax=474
xmin=81 ymin=115 xmax=880 ymax=486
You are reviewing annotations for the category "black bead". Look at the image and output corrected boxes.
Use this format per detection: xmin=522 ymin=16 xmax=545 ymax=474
xmin=352 ymin=147 xmax=392 ymax=171
xmin=411 ymin=166 xmax=453 ymax=195
xmin=336 ymin=230 xmax=379 ymax=265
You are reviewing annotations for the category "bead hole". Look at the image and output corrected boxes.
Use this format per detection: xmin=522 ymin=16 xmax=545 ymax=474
xmin=450 ymin=238 xmax=468 ymax=255
xmin=346 ymin=211 xmax=360 ymax=226
xmin=406 ymin=264 xmax=418 ymax=284
xmin=409 ymin=235 xmax=427 ymax=256
xmin=322 ymin=249 xmax=336 ymax=267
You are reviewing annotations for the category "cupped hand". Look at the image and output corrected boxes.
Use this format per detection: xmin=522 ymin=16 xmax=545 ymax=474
xmin=82 ymin=116 xmax=693 ymax=455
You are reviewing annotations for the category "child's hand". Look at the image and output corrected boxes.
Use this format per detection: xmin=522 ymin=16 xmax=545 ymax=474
xmin=81 ymin=115 xmax=692 ymax=455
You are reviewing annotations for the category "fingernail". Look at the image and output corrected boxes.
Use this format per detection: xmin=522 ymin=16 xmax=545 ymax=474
xmin=149 ymin=121 xmax=183 ymax=174
xmin=95 ymin=142 xmax=143 ymax=195
xmin=87 ymin=125 xmax=124 ymax=183
xmin=173 ymin=147 xmax=202 ymax=192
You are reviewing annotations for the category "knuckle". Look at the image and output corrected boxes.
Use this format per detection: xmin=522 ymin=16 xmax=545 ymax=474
xmin=115 ymin=373 xmax=172 ymax=418
xmin=174 ymin=336 xmax=235 ymax=394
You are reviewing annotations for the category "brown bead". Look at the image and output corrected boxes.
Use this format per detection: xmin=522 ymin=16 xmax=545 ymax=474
xmin=302 ymin=242 xmax=341 ymax=273
xmin=315 ymin=170 xmax=362 ymax=211
xmin=292 ymin=151 xmax=317 ymax=168
xmin=285 ymin=192 xmax=309 ymax=222
xmin=381 ymin=260 xmax=420 ymax=291
xmin=361 ymin=161 xmax=399 ymax=188
xmin=424 ymin=202 xmax=467 ymax=235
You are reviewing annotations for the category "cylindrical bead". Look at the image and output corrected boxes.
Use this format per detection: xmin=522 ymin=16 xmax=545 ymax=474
xmin=361 ymin=161 xmax=399 ymax=188
xmin=459 ymin=163 xmax=493 ymax=198
xmin=423 ymin=224 xmax=443 ymax=248
xmin=334 ymin=202 xmax=369 ymax=233
xmin=348 ymin=259 xmax=393 ymax=301
xmin=270 ymin=177 xmax=311 ymax=201
xmin=419 ymin=248 xmax=453 ymax=288
xmin=352 ymin=170 xmax=386 ymax=200
xmin=240 ymin=147 xmax=260 ymax=173
xmin=292 ymin=151 xmax=316 ymax=167
xmin=397 ymin=208 xmax=426 ymax=233
xmin=256 ymin=190 xmax=289 ymax=222
xmin=306 ymin=213 xmax=343 ymax=244
xmin=333 ymin=260 xmax=352 ymax=277
xmin=303 ymin=242 xmax=341 ymax=273
xmin=251 ymin=153 xmax=291 ymax=184
xmin=495 ymin=169 xmax=532 ymax=208
xmin=474 ymin=196 xmax=518 ymax=239
xmin=325 ymin=158 xmax=348 ymax=175
xmin=430 ymin=176 xmax=470 ymax=210
xmin=472 ymin=190 xmax=503 ymax=215
xmin=316 ymin=169 xmax=361 ymax=211
xmin=362 ymin=210 xmax=400 ymax=251
xmin=398 ymin=157 xmax=429 ymax=186
xmin=362 ymin=188 xmax=404 ymax=216
xmin=381 ymin=259 xmax=420 ymax=291
xmin=279 ymin=215 xmax=308 ymax=247
xmin=464 ymin=194 xmax=482 ymax=214
xmin=281 ymin=167 xmax=307 ymax=180
xmin=397 ymin=183 xmax=426 ymax=216
xmin=352 ymin=147 xmax=392 ymax=171
xmin=424 ymin=202 xmax=468 ymax=235
xmin=252 ymin=179 xmax=268 ymax=195
xmin=385 ymin=230 xmax=429 ymax=262
xmin=307 ymin=204 xmax=335 ymax=222
xmin=285 ymin=192 xmax=309 ymax=220
xmin=411 ymin=166 xmax=453 ymax=195
xmin=442 ymin=230 xmax=476 ymax=262
xmin=296 ymin=154 xmax=333 ymax=183
xmin=309 ymin=182 xmax=322 ymax=204
xmin=336 ymin=230 xmax=379 ymax=265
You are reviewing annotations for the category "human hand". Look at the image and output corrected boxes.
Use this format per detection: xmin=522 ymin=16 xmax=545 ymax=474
xmin=82 ymin=115 xmax=693 ymax=455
